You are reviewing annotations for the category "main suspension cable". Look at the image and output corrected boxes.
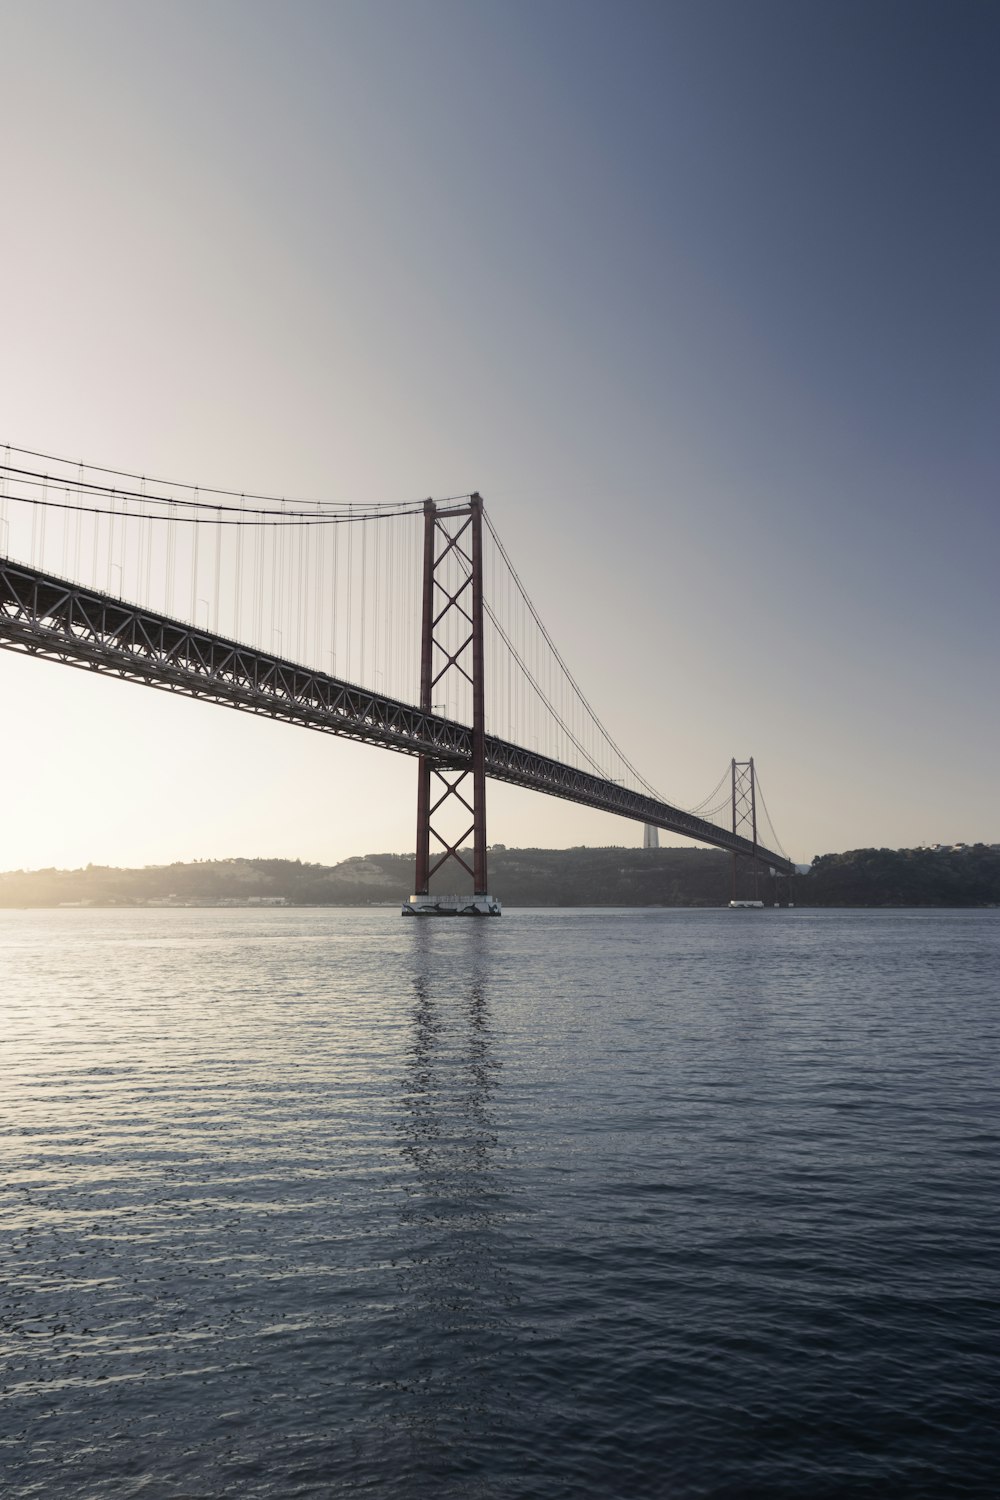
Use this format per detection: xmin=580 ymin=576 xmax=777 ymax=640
xmin=753 ymin=769 xmax=789 ymax=860
xmin=2 ymin=443 xmax=456 ymax=511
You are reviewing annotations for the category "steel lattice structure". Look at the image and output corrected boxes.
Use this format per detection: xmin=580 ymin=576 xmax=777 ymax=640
xmin=0 ymin=556 xmax=794 ymax=875
xmin=731 ymin=757 xmax=761 ymax=900
xmin=414 ymin=496 xmax=490 ymax=896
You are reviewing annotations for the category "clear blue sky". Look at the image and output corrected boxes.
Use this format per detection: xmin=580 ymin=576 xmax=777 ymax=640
xmin=2 ymin=0 xmax=997 ymax=869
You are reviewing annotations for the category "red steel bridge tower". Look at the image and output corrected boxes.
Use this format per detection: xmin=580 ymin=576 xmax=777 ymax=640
xmin=405 ymin=494 xmax=500 ymax=916
xmin=730 ymin=757 xmax=761 ymax=906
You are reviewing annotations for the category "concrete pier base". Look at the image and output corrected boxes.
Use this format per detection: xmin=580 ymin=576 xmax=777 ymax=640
xmin=402 ymin=893 xmax=502 ymax=917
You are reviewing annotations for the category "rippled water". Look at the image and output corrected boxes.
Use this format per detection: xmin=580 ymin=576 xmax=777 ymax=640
xmin=2 ymin=907 xmax=998 ymax=1497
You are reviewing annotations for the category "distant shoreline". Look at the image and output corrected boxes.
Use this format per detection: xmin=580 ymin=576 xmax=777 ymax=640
xmin=2 ymin=843 xmax=998 ymax=910
xmin=6 ymin=901 xmax=998 ymax=912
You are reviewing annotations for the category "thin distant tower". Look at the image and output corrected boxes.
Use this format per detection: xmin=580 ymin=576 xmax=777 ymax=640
xmin=643 ymin=825 xmax=659 ymax=849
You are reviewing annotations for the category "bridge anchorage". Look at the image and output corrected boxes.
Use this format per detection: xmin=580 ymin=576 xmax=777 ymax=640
xmin=0 ymin=444 xmax=794 ymax=910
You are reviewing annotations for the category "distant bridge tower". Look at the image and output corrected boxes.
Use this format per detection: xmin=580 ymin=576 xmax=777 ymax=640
xmin=730 ymin=757 xmax=760 ymax=903
xmin=643 ymin=824 xmax=660 ymax=848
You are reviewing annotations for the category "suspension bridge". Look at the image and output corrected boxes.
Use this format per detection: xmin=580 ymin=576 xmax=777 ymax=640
xmin=0 ymin=445 xmax=793 ymax=913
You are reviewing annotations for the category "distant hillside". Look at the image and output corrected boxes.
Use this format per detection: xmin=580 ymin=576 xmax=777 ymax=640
xmin=0 ymin=847 xmax=734 ymax=908
xmin=805 ymin=845 xmax=1000 ymax=907
xmin=1 ymin=843 xmax=998 ymax=908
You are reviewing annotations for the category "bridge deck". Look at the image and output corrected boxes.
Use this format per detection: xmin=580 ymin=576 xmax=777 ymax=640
xmin=0 ymin=557 xmax=793 ymax=874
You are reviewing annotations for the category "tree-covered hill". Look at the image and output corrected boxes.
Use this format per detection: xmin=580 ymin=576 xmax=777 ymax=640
xmin=805 ymin=845 xmax=1000 ymax=906
xmin=0 ymin=847 xmax=733 ymax=908
xmin=0 ymin=843 xmax=997 ymax=907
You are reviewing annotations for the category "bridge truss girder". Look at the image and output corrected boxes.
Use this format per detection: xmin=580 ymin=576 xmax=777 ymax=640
xmin=0 ymin=556 xmax=793 ymax=875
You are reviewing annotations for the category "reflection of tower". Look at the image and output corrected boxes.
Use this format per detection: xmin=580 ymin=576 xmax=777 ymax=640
xmin=398 ymin=973 xmax=500 ymax=1183
xmin=373 ymin=951 xmax=518 ymax=1474
xmin=643 ymin=825 xmax=659 ymax=849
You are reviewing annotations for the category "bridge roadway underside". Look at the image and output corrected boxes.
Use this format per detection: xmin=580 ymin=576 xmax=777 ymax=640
xmin=0 ymin=558 xmax=793 ymax=874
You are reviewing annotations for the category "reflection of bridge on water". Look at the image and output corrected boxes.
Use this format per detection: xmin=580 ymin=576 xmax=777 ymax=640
xmin=364 ymin=942 xmax=521 ymax=1469
xmin=0 ymin=445 xmax=792 ymax=903
xmin=399 ymin=972 xmax=501 ymax=1185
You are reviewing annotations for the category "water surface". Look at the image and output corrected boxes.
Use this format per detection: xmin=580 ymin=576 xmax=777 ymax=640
xmin=2 ymin=907 xmax=998 ymax=1497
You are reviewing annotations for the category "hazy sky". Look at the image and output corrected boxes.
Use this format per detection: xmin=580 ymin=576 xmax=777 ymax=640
xmin=2 ymin=0 xmax=997 ymax=871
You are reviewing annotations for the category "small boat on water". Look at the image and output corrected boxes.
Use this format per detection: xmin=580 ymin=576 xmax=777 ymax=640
xmin=729 ymin=899 xmax=765 ymax=909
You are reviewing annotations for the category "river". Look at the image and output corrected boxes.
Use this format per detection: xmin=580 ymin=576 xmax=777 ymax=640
xmin=2 ymin=907 xmax=998 ymax=1497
